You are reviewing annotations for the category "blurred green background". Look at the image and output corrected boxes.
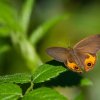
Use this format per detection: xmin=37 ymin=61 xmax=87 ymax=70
xmin=0 ymin=0 xmax=100 ymax=100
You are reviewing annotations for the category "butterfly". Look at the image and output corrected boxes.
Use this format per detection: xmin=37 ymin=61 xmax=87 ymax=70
xmin=46 ymin=34 xmax=100 ymax=73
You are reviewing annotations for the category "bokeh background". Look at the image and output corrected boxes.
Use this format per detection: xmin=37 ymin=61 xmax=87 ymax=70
xmin=0 ymin=0 xmax=100 ymax=100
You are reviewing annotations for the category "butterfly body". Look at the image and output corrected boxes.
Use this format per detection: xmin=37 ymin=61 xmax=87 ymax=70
xmin=46 ymin=34 xmax=100 ymax=73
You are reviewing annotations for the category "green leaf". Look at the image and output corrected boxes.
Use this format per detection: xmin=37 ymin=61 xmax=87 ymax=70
xmin=0 ymin=44 xmax=10 ymax=54
xmin=32 ymin=64 xmax=66 ymax=83
xmin=23 ymin=87 xmax=67 ymax=100
xmin=0 ymin=26 xmax=11 ymax=37
xmin=0 ymin=83 xmax=22 ymax=100
xmin=80 ymin=78 xmax=93 ymax=86
xmin=74 ymin=92 xmax=84 ymax=100
xmin=0 ymin=2 xmax=22 ymax=33
xmin=20 ymin=0 xmax=35 ymax=33
xmin=30 ymin=15 xmax=69 ymax=45
xmin=0 ymin=73 xmax=31 ymax=84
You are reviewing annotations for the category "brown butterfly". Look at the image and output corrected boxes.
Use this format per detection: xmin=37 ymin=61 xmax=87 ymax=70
xmin=46 ymin=34 xmax=100 ymax=73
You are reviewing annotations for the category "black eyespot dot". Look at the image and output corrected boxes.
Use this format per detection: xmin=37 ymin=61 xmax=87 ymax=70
xmin=87 ymin=63 xmax=92 ymax=66
xmin=74 ymin=66 xmax=79 ymax=69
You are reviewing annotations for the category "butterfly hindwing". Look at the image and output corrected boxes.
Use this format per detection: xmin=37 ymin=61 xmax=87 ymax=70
xmin=74 ymin=50 xmax=97 ymax=72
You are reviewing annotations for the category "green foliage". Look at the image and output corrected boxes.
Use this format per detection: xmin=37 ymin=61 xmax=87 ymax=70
xmin=74 ymin=92 xmax=85 ymax=100
xmin=0 ymin=0 xmax=69 ymax=99
xmin=0 ymin=73 xmax=31 ymax=84
xmin=0 ymin=26 xmax=10 ymax=37
xmin=0 ymin=64 xmax=66 ymax=84
xmin=0 ymin=62 xmax=92 ymax=99
xmin=23 ymin=87 xmax=67 ymax=100
xmin=20 ymin=0 xmax=35 ymax=33
xmin=32 ymin=64 xmax=66 ymax=83
xmin=0 ymin=0 xmax=66 ymax=72
xmin=80 ymin=78 xmax=93 ymax=86
xmin=0 ymin=63 xmax=68 ymax=99
xmin=0 ymin=83 xmax=22 ymax=100
xmin=0 ymin=2 xmax=21 ymax=33
xmin=0 ymin=0 xmax=94 ymax=100
xmin=30 ymin=15 xmax=68 ymax=45
xmin=0 ymin=44 xmax=10 ymax=54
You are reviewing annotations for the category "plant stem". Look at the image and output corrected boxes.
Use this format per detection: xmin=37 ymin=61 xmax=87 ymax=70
xmin=11 ymin=32 xmax=42 ymax=72
xmin=20 ymin=0 xmax=35 ymax=34
xmin=25 ymin=82 xmax=34 ymax=94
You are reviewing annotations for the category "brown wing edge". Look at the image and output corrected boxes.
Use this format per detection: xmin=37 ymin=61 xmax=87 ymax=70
xmin=74 ymin=34 xmax=100 ymax=54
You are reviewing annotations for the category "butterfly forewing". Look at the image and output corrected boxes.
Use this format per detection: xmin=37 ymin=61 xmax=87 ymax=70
xmin=46 ymin=47 xmax=69 ymax=62
xmin=74 ymin=34 xmax=100 ymax=54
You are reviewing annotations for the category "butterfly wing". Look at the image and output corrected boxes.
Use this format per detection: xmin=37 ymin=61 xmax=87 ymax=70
xmin=46 ymin=47 xmax=69 ymax=62
xmin=46 ymin=34 xmax=100 ymax=72
xmin=73 ymin=34 xmax=100 ymax=72
xmin=74 ymin=34 xmax=100 ymax=54
xmin=74 ymin=50 xmax=96 ymax=72
xmin=46 ymin=47 xmax=82 ymax=73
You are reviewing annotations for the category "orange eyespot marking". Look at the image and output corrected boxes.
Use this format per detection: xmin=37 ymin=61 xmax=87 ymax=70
xmin=67 ymin=61 xmax=82 ymax=72
xmin=85 ymin=54 xmax=96 ymax=65
xmin=87 ymin=62 xmax=92 ymax=66
xmin=84 ymin=53 xmax=96 ymax=72
xmin=67 ymin=61 xmax=77 ymax=70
